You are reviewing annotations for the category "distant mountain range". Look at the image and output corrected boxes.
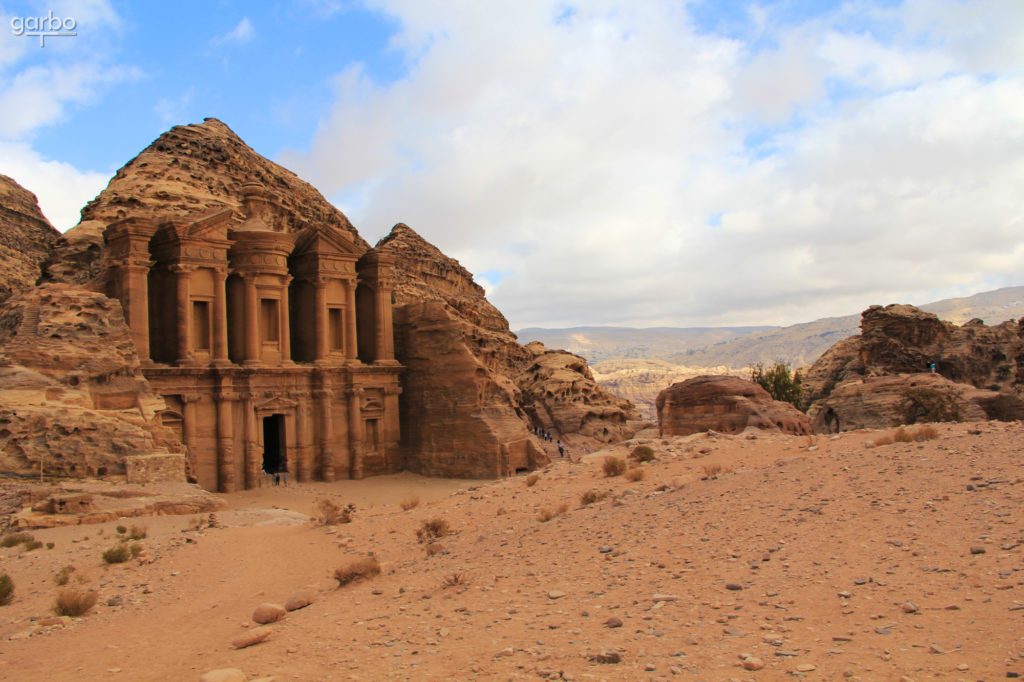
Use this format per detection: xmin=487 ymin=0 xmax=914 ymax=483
xmin=516 ymin=286 xmax=1024 ymax=421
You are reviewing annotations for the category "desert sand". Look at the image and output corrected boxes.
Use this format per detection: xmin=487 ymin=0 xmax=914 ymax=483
xmin=1 ymin=422 xmax=1022 ymax=681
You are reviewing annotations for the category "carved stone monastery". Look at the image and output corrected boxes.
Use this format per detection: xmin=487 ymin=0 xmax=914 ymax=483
xmin=105 ymin=184 xmax=401 ymax=492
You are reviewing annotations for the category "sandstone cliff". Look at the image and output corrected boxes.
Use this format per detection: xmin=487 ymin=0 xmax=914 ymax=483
xmin=377 ymin=223 xmax=638 ymax=471
xmin=0 ymin=175 xmax=61 ymax=303
xmin=656 ymin=375 xmax=811 ymax=437
xmin=804 ymin=304 xmax=1024 ymax=431
xmin=43 ymin=118 xmax=368 ymax=286
xmin=0 ymin=284 xmax=185 ymax=479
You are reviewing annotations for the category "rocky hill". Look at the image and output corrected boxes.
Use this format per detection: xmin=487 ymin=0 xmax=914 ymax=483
xmin=0 ymin=175 xmax=61 ymax=303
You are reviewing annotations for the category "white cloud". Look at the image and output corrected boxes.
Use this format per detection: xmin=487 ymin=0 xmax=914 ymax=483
xmin=0 ymin=140 xmax=109 ymax=230
xmin=213 ymin=17 xmax=255 ymax=46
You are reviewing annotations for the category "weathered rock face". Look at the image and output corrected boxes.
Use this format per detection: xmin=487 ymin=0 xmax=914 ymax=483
xmin=0 ymin=175 xmax=61 ymax=303
xmin=803 ymin=304 xmax=1024 ymax=431
xmin=0 ymin=284 xmax=185 ymax=480
xmin=656 ymin=375 xmax=811 ymax=437
xmin=378 ymin=224 xmax=637 ymax=473
xmin=807 ymin=373 xmax=1023 ymax=433
xmin=43 ymin=118 xmax=368 ymax=287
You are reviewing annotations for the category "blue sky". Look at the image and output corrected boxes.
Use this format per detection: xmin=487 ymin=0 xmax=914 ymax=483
xmin=1 ymin=1 xmax=1022 ymax=329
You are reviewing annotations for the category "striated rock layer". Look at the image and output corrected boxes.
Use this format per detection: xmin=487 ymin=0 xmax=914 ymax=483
xmin=0 ymin=175 xmax=61 ymax=303
xmin=804 ymin=304 xmax=1024 ymax=431
xmin=656 ymin=375 xmax=811 ymax=437
xmin=378 ymin=223 xmax=638 ymax=474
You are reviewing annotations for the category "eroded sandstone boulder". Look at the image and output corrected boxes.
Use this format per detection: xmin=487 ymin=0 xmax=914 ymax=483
xmin=0 ymin=175 xmax=61 ymax=303
xmin=656 ymin=375 xmax=811 ymax=437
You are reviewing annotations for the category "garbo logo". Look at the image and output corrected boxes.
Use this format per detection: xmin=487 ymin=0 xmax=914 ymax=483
xmin=10 ymin=10 xmax=77 ymax=47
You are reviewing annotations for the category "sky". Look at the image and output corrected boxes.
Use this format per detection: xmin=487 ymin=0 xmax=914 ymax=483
xmin=1 ymin=0 xmax=1022 ymax=330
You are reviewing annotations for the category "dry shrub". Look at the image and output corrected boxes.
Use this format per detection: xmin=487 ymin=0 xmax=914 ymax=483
xmin=580 ymin=489 xmax=608 ymax=506
xmin=316 ymin=498 xmax=355 ymax=525
xmin=701 ymin=463 xmax=724 ymax=478
xmin=629 ymin=445 xmax=655 ymax=463
xmin=424 ymin=542 xmax=444 ymax=557
xmin=129 ymin=543 xmax=143 ymax=558
xmin=333 ymin=557 xmax=380 ymax=587
xmin=53 ymin=588 xmax=97 ymax=617
xmin=537 ymin=502 xmax=569 ymax=522
xmin=129 ymin=525 xmax=147 ymax=540
xmin=416 ymin=518 xmax=450 ymax=543
xmin=894 ymin=425 xmax=939 ymax=443
xmin=400 ymin=495 xmax=420 ymax=511
xmin=102 ymin=544 xmax=131 ymax=564
xmin=442 ymin=572 xmax=471 ymax=588
xmin=55 ymin=565 xmax=75 ymax=586
xmin=602 ymin=456 xmax=626 ymax=477
xmin=0 ymin=573 xmax=13 ymax=606
xmin=525 ymin=473 xmax=540 ymax=487
xmin=624 ymin=467 xmax=645 ymax=482
xmin=1 ymin=532 xmax=34 ymax=548
xmin=23 ymin=540 xmax=43 ymax=551
xmin=872 ymin=434 xmax=895 ymax=446
xmin=115 ymin=525 xmax=127 ymax=535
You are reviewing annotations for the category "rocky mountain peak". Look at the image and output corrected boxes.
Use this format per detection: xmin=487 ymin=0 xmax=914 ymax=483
xmin=0 ymin=174 xmax=61 ymax=303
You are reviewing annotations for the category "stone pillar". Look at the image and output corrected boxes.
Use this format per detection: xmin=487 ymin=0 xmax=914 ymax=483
xmin=347 ymin=386 xmax=365 ymax=479
xmin=280 ymin=276 xmax=292 ymax=363
xmin=212 ymin=267 xmax=230 ymax=365
xmin=215 ymin=388 xmax=236 ymax=493
xmin=296 ymin=392 xmax=313 ymax=482
xmin=244 ymin=393 xmax=260 ymax=490
xmin=313 ymin=278 xmax=328 ymax=362
xmin=120 ymin=263 xmax=152 ymax=361
xmin=345 ymin=277 xmax=358 ymax=362
xmin=181 ymin=393 xmax=201 ymax=480
xmin=315 ymin=387 xmax=335 ymax=481
xmin=243 ymin=275 xmax=260 ymax=365
xmin=383 ymin=384 xmax=402 ymax=471
xmin=374 ymin=281 xmax=395 ymax=363
xmin=172 ymin=264 xmax=194 ymax=365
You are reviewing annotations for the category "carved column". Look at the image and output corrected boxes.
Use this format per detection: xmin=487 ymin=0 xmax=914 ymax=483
xmin=212 ymin=267 xmax=230 ymax=365
xmin=120 ymin=263 xmax=152 ymax=361
xmin=171 ymin=264 xmax=194 ymax=365
xmin=243 ymin=392 xmax=260 ymax=489
xmin=296 ymin=392 xmax=312 ymax=482
xmin=313 ymin=278 xmax=328 ymax=362
xmin=315 ymin=387 xmax=335 ymax=481
xmin=280 ymin=276 xmax=293 ymax=363
xmin=215 ymin=388 xmax=236 ymax=493
xmin=345 ymin=277 xmax=358 ymax=361
xmin=347 ymin=386 xmax=365 ymax=479
xmin=383 ymin=384 xmax=402 ymax=471
xmin=243 ymin=275 xmax=260 ymax=365
xmin=374 ymin=279 xmax=395 ymax=363
xmin=181 ymin=393 xmax=201 ymax=480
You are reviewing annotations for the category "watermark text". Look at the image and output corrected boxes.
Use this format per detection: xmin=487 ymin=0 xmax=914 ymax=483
xmin=11 ymin=10 xmax=77 ymax=47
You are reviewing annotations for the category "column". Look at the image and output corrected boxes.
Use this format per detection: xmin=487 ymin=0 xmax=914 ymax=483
xmin=212 ymin=267 xmax=229 ymax=365
xmin=374 ymin=281 xmax=395 ymax=363
xmin=120 ymin=263 xmax=152 ymax=361
xmin=280 ymin=276 xmax=292 ymax=363
xmin=344 ymin=277 xmax=358 ymax=361
xmin=172 ymin=264 xmax=193 ymax=365
xmin=244 ymin=393 xmax=260 ymax=489
xmin=215 ymin=389 xmax=236 ymax=493
xmin=296 ymin=393 xmax=312 ymax=482
xmin=181 ymin=393 xmax=200 ymax=481
xmin=347 ymin=386 xmax=365 ymax=479
xmin=313 ymin=278 xmax=328 ymax=362
xmin=243 ymin=275 xmax=260 ymax=365
xmin=383 ymin=384 xmax=402 ymax=471
xmin=315 ymin=387 xmax=335 ymax=481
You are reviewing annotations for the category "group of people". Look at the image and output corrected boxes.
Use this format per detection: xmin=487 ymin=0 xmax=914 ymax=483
xmin=531 ymin=425 xmax=566 ymax=458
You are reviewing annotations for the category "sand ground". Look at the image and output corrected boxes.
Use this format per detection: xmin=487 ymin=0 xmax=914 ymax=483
xmin=0 ymin=422 xmax=1022 ymax=681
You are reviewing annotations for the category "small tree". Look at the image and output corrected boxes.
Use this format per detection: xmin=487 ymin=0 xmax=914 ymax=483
xmin=750 ymin=361 xmax=803 ymax=409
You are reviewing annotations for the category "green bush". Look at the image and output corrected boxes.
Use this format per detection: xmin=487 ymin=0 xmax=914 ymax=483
xmin=750 ymin=361 xmax=803 ymax=409
xmin=899 ymin=387 xmax=962 ymax=424
xmin=629 ymin=445 xmax=655 ymax=463
xmin=0 ymin=573 xmax=13 ymax=605
xmin=1 ymin=532 xmax=34 ymax=548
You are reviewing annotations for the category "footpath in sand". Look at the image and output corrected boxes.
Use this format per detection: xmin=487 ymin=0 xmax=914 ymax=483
xmin=0 ymin=423 xmax=1022 ymax=681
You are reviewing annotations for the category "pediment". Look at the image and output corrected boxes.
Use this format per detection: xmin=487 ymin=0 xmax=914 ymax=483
xmin=184 ymin=208 xmax=234 ymax=241
xmin=256 ymin=396 xmax=299 ymax=413
xmin=292 ymin=225 xmax=361 ymax=259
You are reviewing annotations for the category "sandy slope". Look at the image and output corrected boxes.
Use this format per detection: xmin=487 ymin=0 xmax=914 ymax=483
xmin=1 ymin=423 xmax=1022 ymax=681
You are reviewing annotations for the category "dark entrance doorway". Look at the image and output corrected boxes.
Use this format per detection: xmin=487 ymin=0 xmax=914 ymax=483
xmin=262 ymin=414 xmax=286 ymax=474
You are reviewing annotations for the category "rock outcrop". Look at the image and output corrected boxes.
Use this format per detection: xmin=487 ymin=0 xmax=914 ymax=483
xmin=0 ymin=284 xmax=186 ymax=480
xmin=378 ymin=223 xmax=637 ymax=473
xmin=803 ymin=304 xmax=1024 ymax=431
xmin=655 ymin=375 xmax=811 ymax=437
xmin=0 ymin=175 xmax=61 ymax=303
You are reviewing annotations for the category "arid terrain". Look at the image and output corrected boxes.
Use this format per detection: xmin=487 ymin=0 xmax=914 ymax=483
xmin=1 ymin=420 xmax=1021 ymax=681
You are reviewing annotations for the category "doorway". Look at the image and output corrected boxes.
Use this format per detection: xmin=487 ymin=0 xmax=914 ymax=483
xmin=262 ymin=414 xmax=286 ymax=474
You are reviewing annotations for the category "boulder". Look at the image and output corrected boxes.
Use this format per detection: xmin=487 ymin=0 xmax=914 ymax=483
xmin=251 ymin=602 xmax=286 ymax=624
xmin=284 ymin=587 xmax=317 ymax=611
xmin=656 ymin=376 xmax=811 ymax=437
xmin=231 ymin=626 xmax=271 ymax=649
xmin=198 ymin=669 xmax=247 ymax=682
